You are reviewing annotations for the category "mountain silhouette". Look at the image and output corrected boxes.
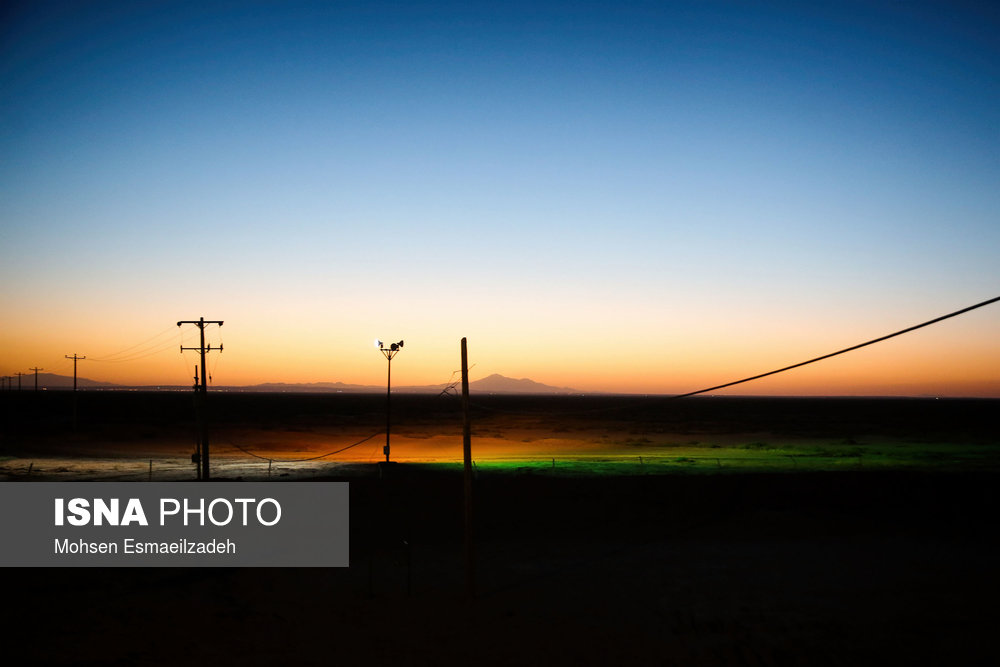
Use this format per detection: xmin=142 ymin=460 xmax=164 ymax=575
xmin=7 ymin=373 xmax=116 ymax=389
xmin=465 ymin=373 xmax=578 ymax=394
xmin=14 ymin=373 xmax=579 ymax=394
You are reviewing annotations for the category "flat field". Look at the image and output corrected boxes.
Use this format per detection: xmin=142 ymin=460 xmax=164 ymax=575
xmin=2 ymin=393 xmax=999 ymax=665
xmin=2 ymin=392 xmax=998 ymax=479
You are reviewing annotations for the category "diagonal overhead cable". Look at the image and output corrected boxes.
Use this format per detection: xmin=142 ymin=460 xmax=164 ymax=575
xmin=468 ymin=294 xmax=1000 ymax=415
xmin=670 ymin=294 xmax=1000 ymax=399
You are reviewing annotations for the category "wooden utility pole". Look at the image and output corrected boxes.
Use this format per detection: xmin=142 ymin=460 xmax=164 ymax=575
xmin=29 ymin=367 xmax=43 ymax=391
xmin=461 ymin=337 xmax=475 ymax=598
xmin=177 ymin=317 xmax=223 ymax=480
xmin=64 ymin=354 xmax=86 ymax=391
xmin=65 ymin=354 xmax=86 ymax=428
xmin=14 ymin=372 xmax=24 ymax=391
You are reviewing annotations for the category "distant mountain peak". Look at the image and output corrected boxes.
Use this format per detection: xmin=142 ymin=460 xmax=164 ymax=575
xmin=467 ymin=374 xmax=578 ymax=394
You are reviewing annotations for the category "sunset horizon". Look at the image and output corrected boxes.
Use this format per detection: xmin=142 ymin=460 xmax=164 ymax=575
xmin=6 ymin=298 xmax=999 ymax=399
xmin=3 ymin=1 xmax=998 ymax=398
xmin=4 ymin=4 xmax=999 ymax=661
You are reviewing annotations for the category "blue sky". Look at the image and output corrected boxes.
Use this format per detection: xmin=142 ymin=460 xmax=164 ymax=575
xmin=2 ymin=1 xmax=998 ymax=394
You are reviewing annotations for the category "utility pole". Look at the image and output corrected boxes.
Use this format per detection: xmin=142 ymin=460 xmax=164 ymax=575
xmin=29 ymin=367 xmax=43 ymax=391
xmin=64 ymin=354 xmax=86 ymax=391
xmin=177 ymin=317 xmax=223 ymax=480
xmin=14 ymin=372 xmax=24 ymax=391
xmin=461 ymin=337 xmax=475 ymax=598
xmin=65 ymin=354 xmax=86 ymax=428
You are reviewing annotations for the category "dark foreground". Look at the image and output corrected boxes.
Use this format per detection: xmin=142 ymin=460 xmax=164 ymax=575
xmin=3 ymin=391 xmax=998 ymax=441
xmin=5 ymin=467 xmax=999 ymax=666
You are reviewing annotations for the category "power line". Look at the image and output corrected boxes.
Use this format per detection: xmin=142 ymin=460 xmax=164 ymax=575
xmin=439 ymin=364 xmax=476 ymax=396
xmin=88 ymin=338 xmax=180 ymax=363
xmin=669 ymin=294 xmax=1000 ymax=400
xmin=89 ymin=325 xmax=178 ymax=361
xmin=88 ymin=338 xmax=182 ymax=363
xmin=468 ymin=294 xmax=1000 ymax=415
xmin=228 ymin=432 xmax=382 ymax=463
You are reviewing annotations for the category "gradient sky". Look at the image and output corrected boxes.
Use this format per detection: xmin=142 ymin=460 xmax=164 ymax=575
xmin=2 ymin=0 xmax=998 ymax=395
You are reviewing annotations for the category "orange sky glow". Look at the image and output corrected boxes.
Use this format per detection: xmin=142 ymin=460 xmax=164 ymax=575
xmin=2 ymin=3 xmax=998 ymax=397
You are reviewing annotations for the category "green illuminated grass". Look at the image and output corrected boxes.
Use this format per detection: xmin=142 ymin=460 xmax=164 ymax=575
xmin=420 ymin=440 xmax=1000 ymax=476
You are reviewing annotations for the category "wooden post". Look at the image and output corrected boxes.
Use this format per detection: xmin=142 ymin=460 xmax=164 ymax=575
xmin=461 ymin=337 xmax=475 ymax=598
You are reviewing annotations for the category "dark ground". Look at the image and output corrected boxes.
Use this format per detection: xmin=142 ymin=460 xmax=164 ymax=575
xmin=3 ymin=391 xmax=998 ymax=441
xmin=1 ymin=393 xmax=998 ymax=665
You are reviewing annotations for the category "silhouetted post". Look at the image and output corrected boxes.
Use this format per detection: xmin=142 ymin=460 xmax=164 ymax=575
xmin=461 ymin=337 xmax=475 ymax=598
xmin=14 ymin=372 xmax=24 ymax=391
xmin=177 ymin=317 xmax=223 ymax=480
xmin=29 ymin=367 xmax=43 ymax=391
xmin=192 ymin=366 xmax=201 ymax=480
xmin=65 ymin=354 xmax=85 ymax=428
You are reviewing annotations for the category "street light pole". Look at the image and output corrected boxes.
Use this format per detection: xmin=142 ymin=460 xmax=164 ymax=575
xmin=375 ymin=339 xmax=404 ymax=463
xmin=386 ymin=352 xmax=392 ymax=462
